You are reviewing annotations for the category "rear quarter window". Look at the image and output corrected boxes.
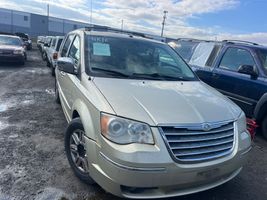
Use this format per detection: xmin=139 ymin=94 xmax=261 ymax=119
xmin=61 ymin=35 xmax=74 ymax=57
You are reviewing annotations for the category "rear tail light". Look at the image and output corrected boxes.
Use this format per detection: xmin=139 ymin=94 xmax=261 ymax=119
xmin=53 ymin=52 xmax=58 ymax=60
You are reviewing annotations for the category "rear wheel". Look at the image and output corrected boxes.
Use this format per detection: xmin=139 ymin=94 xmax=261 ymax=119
xmin=51 ymin=67 xmax=55 ymax=76
xmin=65 ymin=118 xmax=95 ymax=184
xmin=42 ymin=52 xmax=47 ymax=61
xmin=261 ymin=116 xmax=267 ymax=139
xmin=55 ymin=79 xmax=60 ymax=104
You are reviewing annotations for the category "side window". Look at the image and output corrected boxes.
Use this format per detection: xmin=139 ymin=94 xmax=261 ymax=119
xmin=56 ymin=39 xmax=63 ymax=51
xmin=219 ymin=47 xmax=255 ymax=72
xmin=51 ymin=38 xmax=56 ymax=48
xmin=189 ymin=42 xmax=216 ymax=67
xmin=68 ymin=36 xmax=80 ymax=66
xmin=61 ymin=35 xmax=74 ymax=57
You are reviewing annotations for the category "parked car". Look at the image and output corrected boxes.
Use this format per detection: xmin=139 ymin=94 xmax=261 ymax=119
xmin=37 ymin=36 xmax=44 ymax=51
xmin=168 ymin=38 xmax=201 ymax=62
xmin=46 ymin=36 xmax=64 ymax=76
xmin=15 ymin=32 xmax=32 ymax=50
xmin=169 ymin=39 xmax=267 ymax=139
xmin=42 ymin=36 xmax=53 ymax=61
xmin=0 ymin=34 xmax=27 ymax=65
xmin=55 ymin=27 xmax=251 ymax=198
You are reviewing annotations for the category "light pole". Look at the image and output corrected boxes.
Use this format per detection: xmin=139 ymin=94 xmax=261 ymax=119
xmin=121 ymin=19 xmax=124 ymax=31
xmin=161 ymin=10 xmax=168 ymax=37
xmin=47 ymin=3 xmax=49 ymax=35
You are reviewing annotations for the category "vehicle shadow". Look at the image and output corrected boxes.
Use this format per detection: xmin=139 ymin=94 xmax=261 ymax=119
xmin=0 ymin=62 xmax=25 ymax=69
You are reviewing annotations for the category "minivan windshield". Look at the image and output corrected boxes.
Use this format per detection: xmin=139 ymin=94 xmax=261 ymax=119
xmin=86 ymin=35 xmax=197 ymax=81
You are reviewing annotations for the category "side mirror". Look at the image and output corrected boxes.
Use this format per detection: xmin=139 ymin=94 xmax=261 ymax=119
xmin=238 ymin=65 xmax=258 ymax=78
xmin=57 ymin=57 xmax=77 ymax=75
xmin=44 ymin=43 xmax=49 ymax=47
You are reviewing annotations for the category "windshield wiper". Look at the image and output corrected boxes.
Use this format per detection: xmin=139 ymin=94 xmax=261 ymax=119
xmin=91 ymin=67 xmax=130 ymax=77
xmin=131 ymin=73 xmax=189 ymax=81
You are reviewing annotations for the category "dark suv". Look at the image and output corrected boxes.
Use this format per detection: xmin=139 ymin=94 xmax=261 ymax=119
xmin=169 ymin=39 xmax=267 ymax=139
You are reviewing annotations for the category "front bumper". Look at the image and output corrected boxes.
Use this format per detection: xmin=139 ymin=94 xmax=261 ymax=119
xmin=85 ymin=127 xmax=251 ymax=199
xmin=0 ymin=54 xmax=24 ymax=63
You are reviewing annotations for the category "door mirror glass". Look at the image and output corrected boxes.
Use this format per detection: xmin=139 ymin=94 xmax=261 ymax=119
xmin=238 ymin=65 xmax=258 ymax=78
xmin=57 ymin=57 xmax=77 ymax=75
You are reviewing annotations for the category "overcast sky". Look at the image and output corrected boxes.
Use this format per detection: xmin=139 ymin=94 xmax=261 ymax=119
xmin=1 ymin=0 xmax=267 ymax=44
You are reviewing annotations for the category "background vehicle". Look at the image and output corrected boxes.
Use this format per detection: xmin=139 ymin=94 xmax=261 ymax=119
xmin=46 ymin=36 xmax=64 ymax=76
xmin=0 ymin=34 xmax=27 ymax=65
xmin=42 ymin=36 xmax=53 ymax=61
xmin=37 ymin=36 xmax=44 ymax=50
xmin=170 ymin=39 xmax=267 ymax=139
xmin=168 ymin=38 xmax=201 ymax=62
xmin=55 ymin=27 xmax=251 ymax=198
xmin=15 ymin=32 xmax=32 ymax=50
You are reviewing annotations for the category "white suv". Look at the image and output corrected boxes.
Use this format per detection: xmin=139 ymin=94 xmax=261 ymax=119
xmin=46 ymin=36 xmax=64 ymax=76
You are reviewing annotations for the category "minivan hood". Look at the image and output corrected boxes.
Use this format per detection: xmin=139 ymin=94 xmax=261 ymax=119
xmin=93 ymin=78 xmax=241 ymax=125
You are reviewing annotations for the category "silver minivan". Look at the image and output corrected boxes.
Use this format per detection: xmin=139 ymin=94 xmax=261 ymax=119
xmin=55 ymin=27 xmax=251 ymax=199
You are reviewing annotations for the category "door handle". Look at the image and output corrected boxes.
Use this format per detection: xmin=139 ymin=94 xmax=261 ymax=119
xmin=60 ymin=71 xmax=66 ymax=76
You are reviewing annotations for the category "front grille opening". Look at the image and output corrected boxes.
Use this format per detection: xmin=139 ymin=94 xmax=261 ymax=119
xmin=121 ymin=186 xmax=158 ymax=194
xmin=161 ymin=121 xmax=234 ymax=163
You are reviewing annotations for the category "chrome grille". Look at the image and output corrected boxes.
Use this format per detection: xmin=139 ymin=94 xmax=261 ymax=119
xmin=160 ymin=121 xmax=234 ymax=163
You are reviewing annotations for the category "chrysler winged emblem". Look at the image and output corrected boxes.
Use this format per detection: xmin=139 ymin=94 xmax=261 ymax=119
xmin=202 ymin=123 xmax=211 ymax=131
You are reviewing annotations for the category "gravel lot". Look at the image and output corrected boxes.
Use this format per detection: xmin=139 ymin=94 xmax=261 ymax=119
xmin=0 ymin=46 xmax=267 ymax=200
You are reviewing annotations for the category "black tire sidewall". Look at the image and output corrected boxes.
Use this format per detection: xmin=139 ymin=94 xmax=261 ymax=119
xmin=55 ymin=79 xmax=60 ymax=104
xmin=64 ymin=118 xmax=95 ymax=184
xmin=51 ymin=67 xmax=55 ymax=76
xmin=261 ymin=116 xmax=267 ymax=139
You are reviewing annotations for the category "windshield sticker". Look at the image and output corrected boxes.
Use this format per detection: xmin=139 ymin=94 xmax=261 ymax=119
xmin=90 ymin=36 xmax=108 ymax=43
xmin=93 ymin=42 xmax=111 ymax=56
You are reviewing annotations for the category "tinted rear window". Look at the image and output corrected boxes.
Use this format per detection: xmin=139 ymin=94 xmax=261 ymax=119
xmin=56 ymin=39 xmax=63 ymax=51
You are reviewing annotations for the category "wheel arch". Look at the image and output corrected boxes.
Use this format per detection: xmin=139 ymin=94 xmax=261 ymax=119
xmin=71 ymin=99 xmax=98 ymax=140
xmin=254 ymin=93 xmax=267 ymax=123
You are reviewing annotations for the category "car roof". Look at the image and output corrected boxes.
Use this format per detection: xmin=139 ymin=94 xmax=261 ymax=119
xmin=222 ymin=41 xmax=267 ymax=51
xmin=69 ymin=28 xmax=164 ymax=44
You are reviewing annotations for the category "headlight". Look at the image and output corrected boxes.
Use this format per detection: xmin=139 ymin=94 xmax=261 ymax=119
xmin=236 ymin=111 xmax=246 ymax=133
xmin=13 ymin=49 xmax=23 ymax=55
xmin=100 ymin=113 xmax=154 ymax=145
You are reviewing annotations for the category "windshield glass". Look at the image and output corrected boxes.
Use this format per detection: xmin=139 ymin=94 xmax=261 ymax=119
xmin=257 ymin=49 xmax=267 ymax=74
xmin=86 ymin=35 xmax=197 ymax=81
xmin=0 ymin=36 xmax=22 ymax=46
xmin=168 ymin=40 xmax=200 ymax=62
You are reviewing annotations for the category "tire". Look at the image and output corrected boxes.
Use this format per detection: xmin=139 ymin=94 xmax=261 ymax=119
xmin=261 ymin=116 xmax=267 ymax=139
xmin=18 ymin=60 xmax=25 ymax=65
xmin=65 ymin=118 xmax=95 ymax=184
xmin=42 ymin=52 xmax=47 ymax=61
xmin=55 ymin=79 xmax=61 ymax=104
xmin=51 ymin=67 xmax=55 ymax=76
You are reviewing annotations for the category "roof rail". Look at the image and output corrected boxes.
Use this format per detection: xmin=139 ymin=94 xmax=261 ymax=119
xmin=176 ymin=38 xmax=217 ymax=43
xmin=222 ymin=40 xmax=259 ymax=46
xmin=83 ymin=25 xmax=148 ymax=39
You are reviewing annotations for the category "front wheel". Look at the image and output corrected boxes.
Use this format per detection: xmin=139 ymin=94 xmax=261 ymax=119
xmin=261 ymin=116 xmax=267 ymax=139
xmin=65 ymin=118 xmax=95 ymax=184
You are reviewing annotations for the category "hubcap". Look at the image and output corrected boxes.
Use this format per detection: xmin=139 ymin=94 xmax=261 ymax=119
xmin=70 ymin=129 xmax=89 ymax=173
